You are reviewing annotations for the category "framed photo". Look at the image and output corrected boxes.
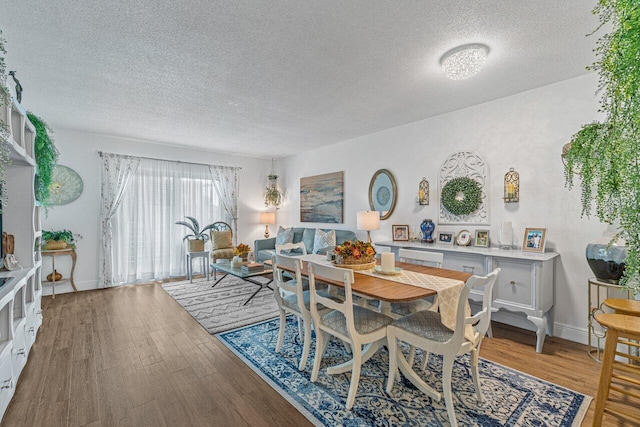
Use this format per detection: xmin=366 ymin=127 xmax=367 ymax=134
xmin=474 ymin=229 xmax=490 ymax=247
xmin=438 ymin=232 xmax=454 ymax=245
xmin=456 ymin=229 xmax=472 ymax=246
xmin=392 ymin=224 xmax=409 ymax=241
xmin=522 ymin=228 xmax=547 ymax=252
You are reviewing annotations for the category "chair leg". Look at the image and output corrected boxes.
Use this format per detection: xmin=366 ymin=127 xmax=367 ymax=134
xmin=345 ymin=344 xmax=362 ymax=410
xmin=386 ymin=330 xmax=398 ymax=394
xmin=408 ymin=345 xmax=416 ymax=367
xmin=299 ymin=319 xmax=312 ymax=371
xmin=421 ymin=349 xmax=430 ymax=371
xmin=442 ymin=355 xmax=458 ymax=427
xmin=470 ymin=348 xmax=483 ymax=402
xmin=275 ymin=310 xmax=286 ymax=353
xmin=311 ymin=330 xmax=327 ymax=382
xmin=297 ymin=317 xmax=304 ymax=341
xmin=593 ymin=330 xmax=619 ymax=426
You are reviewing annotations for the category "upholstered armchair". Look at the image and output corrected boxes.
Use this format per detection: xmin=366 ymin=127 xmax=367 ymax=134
xmin=210 ymin=222 xmax=234 ymax=262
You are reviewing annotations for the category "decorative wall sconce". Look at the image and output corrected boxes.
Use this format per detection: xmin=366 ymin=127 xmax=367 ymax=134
xmin=418 ymin=177 xmax=429 ymax=205
xmin=503 ymin=168 xmax=519 ymax=203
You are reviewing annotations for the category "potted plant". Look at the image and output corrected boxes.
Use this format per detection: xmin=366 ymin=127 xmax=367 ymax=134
xmin=175 ymin=216 xmax=217 ymax=252
xmin=563 ymin=0 xmax=640 ymax=292
xmin=234 ymin=242 xmax=251 ymax=261
xmin=42 ymin=229 xmax=74 ymax=250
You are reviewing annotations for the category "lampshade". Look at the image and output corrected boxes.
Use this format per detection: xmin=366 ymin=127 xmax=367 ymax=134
xmin=440 ymin=43 xmax=490 ymax=80
xmin=259 ymin=212 xmax=276 ymax=225
xmin=357 ymin=211 xmax=380 ymax=231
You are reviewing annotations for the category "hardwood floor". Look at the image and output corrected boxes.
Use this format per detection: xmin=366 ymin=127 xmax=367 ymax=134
xmin=0 ymin=282 xmax=631 ymax=426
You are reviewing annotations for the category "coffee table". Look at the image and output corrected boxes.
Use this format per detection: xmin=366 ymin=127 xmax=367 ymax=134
xmin=210 ymin=262 xmax=273 ymax=305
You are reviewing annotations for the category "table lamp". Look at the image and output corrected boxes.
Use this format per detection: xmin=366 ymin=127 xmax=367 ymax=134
xmin=357 ymin=211 xmax=380 ymax=243
xmin=259 ymin=212 xmax=276 ymax=238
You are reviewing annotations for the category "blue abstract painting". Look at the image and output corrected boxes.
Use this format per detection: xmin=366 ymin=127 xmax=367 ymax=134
xmin=300 ymin=171 xmax=344 ymax=223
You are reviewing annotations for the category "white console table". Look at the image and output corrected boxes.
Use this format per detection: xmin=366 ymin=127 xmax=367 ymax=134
xmin=376 ymin=241 xmax=559 ymax=353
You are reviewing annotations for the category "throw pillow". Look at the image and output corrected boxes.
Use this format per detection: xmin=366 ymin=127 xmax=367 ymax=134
xmin=276 ymin=226 xmax=294 ymax=246
xmin=211 ymin=230 xmax=232 ymax=249
xmin=313 ymin=229 xmax=336 ymax=254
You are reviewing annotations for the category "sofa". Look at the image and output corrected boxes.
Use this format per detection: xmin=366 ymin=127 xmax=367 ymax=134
xmin=254 ymin=227 xmax=357 ymax=262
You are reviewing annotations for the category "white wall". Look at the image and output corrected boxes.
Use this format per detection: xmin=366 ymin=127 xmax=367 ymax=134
xmin=42 ymin=130 xmax=271 ymax=293
xmin=277 ymin=73 xmax=605 ymax=344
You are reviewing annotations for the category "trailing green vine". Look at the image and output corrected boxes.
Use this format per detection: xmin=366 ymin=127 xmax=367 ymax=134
xmin=440 ymin=177 xmax=482 ymax=216
xmin=28 ymin=113 xmax=59 ymax=207
xmin=0 ymin=30 xmax=11 ymax=212
xmin=564 ymin=0 xmax=640 ymax=292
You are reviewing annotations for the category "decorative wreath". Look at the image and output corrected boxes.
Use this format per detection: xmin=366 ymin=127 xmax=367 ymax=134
xmin=441 ymin=177 xmax=482 ymax=216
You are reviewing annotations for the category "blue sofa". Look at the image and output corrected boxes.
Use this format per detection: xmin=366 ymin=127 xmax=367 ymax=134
xmin=254 ymin=227 xmax=356 ymax=262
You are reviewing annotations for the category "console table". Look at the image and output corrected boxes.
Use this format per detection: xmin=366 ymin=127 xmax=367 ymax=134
xmin=376 ymin=241 xmax=559 ymax=353
xmin=42 ymin=248 xmax=77 ymax=298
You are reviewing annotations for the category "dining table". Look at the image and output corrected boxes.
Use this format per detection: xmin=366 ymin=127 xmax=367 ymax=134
xmin=270 ymin=254 xmax=473 ymax=376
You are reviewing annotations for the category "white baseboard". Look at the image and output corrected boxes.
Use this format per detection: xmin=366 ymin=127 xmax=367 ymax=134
xmin=42 ymin=279 xmax=99 ymax=296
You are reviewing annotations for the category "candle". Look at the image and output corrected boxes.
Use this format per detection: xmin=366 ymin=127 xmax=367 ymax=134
xmin=505 ymin=183 xmax=515 ymax=198
xmin=381 ymin=252 xmax=395 ymax=272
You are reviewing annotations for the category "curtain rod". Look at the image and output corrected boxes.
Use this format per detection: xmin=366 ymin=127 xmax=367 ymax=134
xmin=97 ymin=150 xmax=242 ymax=170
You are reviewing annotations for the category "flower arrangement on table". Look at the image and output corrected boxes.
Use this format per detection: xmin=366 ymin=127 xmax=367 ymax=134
xmin=234 ymin=243 xmax=251 ymax=259
xmin=333 ymin=240 xmax=376 ymax=265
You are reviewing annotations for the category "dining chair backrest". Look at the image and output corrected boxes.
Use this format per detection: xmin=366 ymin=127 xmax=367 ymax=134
xmin=273 ymin=253 xmax=304 ymax=296
xmin=398 ymin=249 xmax=443 ymax=268
xmin=308 ymin=261 xmax=354 ymax=330
xmin=463 ymin=268 xmax=500 ymax=341
xmin=276 ymin=242 xmax=308 ymax=255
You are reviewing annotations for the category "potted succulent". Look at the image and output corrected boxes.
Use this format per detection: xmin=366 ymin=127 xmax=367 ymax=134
xmin=42 ymin=229 xmax=74 ymax=250
xmin=175 ymin=216 xmax=217 ymax=252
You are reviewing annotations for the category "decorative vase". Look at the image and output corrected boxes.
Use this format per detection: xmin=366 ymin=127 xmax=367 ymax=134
xmin=420 ymin=219 xmax=435 ymax=243
xmin=46 ymin=270 xmax=62 ymax=282
xmin=188 ymin=239 xmax=205 ymax=252
xmin=586 ymin=232 xmax=628 ymax=284
xmin=45 ymin=240 xmax=67 ymax=250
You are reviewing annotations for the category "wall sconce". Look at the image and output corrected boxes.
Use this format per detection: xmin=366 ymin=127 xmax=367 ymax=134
xmin=503 ymin=168 xmax=519 ymax=203
xmin=418 ymin=177 xmax=429 ymax=205
xmin=259 ymin=212 xmax=276 ymax=238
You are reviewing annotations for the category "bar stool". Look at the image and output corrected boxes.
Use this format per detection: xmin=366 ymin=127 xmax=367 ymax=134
xmin=604 ymin=298 xmax=640 ymax=316
xmin=593 ymin=313 xmax=640 ymax=425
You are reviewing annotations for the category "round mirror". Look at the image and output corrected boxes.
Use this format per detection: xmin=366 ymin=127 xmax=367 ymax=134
xmin=368 ymin=169 xmax=397 ymax=220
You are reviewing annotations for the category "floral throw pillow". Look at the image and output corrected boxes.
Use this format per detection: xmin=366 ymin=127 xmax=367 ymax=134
xmin=313 ymin=229 xmax=336 ymax=254
xmin=276 ymin=226 xmax=294 ymax=246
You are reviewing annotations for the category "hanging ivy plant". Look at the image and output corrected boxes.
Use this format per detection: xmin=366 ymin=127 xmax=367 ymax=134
xmin=564 ymin=0 xmax=640 ymax=292
xmin=441 ymin=177 xmax=482 ymax=216
xmin=27 ymin=113 xmax=59 ymax=207
xmin=0 ymin=30 xmax=11 ymax=213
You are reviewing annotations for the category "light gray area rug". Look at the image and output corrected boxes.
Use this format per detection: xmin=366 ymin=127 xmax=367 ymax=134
xmin=161 ymin=275 xmax=279 ymax=334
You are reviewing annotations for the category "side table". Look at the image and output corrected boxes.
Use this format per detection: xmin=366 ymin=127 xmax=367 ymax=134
xmin=588 ymin=277 xmax=632 ymax=361
xmin=41 ymin=248 xmax=78 ymax=299
xmin=186 ymin=251 xmax=210 ymax=283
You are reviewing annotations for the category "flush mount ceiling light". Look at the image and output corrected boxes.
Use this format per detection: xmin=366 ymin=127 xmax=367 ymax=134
xmin=440 ymin=43 xmax=490 ymax=80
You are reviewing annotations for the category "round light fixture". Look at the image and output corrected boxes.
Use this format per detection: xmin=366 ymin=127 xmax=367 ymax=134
xmin=440 ymin=43 xmax=490 ymax=80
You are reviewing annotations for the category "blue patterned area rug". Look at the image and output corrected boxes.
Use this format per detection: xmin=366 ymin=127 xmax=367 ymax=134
xmin=217 ymin=317 xmax=591 ymax=426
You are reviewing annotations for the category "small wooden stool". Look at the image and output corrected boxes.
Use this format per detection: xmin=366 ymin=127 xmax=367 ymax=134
xmin=604 ymin=298 xmax=640 ymax=316
xmin=593 ymin=313 xmax=640 ymax=425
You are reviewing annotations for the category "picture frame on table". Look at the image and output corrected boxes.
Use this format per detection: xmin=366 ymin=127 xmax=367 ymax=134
xmin=392 ymin=224 xmax=409 ymax=241
xmin=474 ymin=229 xmax=490 ymax=247
xmin=522 ymin=227 xmax=547 ymax=252
xmin=456 ymin=229 xmax=472 ymax=246
xmin=438 ymin=232 xmax=454 ymax=245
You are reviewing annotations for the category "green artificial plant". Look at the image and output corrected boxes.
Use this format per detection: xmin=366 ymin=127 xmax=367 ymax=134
xmin=563 ymin=0 xmax=640 ymax=292
xmin=28 ymin=112 xmax=59 ymax=207
xmin=42 ymin=229 xmax=75 ymax=245
xmin=0 ymin=30 xmax=11 ymax=212
xmin=175 ymin=216 xmax=217 ymax=242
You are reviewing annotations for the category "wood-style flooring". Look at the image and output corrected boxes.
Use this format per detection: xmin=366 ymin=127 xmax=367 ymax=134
xmin=0 ymin=281 xmax=631 ymax=426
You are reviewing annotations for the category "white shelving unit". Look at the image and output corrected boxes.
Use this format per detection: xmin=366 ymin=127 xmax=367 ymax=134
xmin=0 ymin=97 xmax=42 ymax=419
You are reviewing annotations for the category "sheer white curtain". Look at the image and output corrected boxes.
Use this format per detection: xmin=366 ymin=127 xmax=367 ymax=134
xmin=105 ymin=155 xmax=236 ymax=285
xmin=210 ymin=165 xmax=239 ymax=245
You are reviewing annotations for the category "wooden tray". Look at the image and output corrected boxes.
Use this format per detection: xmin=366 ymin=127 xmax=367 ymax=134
xmin=332 ymin=261 xmax=376 ymax=271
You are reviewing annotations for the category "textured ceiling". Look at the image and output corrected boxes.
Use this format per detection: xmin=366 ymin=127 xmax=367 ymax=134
xmin=1 ymin=1 xmax=599 ymax=158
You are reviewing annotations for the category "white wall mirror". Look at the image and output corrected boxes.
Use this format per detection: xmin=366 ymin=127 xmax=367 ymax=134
xmin=368 ymin=169 xmax=397 ymax=220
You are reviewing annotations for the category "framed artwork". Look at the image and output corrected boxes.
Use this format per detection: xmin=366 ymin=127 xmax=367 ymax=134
xmin=392 ymin=225 xmax=409 ymax=241
xmin=522 ymin=228 xmax=547 ymax=252
xmin=300 ymin=171 xmax=344 ymax=223
xmin=474 ymin=229 xmax=490 ymax=247
xmin=438 ymin=232 xmax=454 ymax=245
xmin=456 ymin=229 xmax=472 ymax=246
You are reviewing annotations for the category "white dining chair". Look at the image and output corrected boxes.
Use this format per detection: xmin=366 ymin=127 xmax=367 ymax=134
xmin=275 ymin=241 xmax=307 ymax=255
xmin=308 ymin=261 xmax=394 ymax=410
xmin=386 ymin=268 xmax=500 ymax=427
xmin=398 ymin=248 xmax=443 ymax=268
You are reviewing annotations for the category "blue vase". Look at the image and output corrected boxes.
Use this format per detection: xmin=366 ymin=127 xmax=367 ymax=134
xmin=420 ymin=219 xmax=435 ymax=243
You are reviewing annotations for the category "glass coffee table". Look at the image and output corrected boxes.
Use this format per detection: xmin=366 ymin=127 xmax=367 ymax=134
xmin=210 ymin=262 xmax=273 ymax=306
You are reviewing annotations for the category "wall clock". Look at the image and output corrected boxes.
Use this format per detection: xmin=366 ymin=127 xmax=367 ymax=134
xmin=49 ymin=165 xmax=84 ymax=205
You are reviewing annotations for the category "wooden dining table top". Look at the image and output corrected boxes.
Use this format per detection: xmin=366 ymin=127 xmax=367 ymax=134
xmin=269 ymin=258 xmax=472 ymax=303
